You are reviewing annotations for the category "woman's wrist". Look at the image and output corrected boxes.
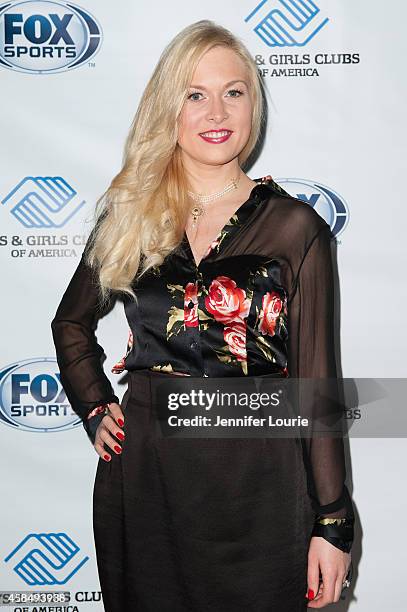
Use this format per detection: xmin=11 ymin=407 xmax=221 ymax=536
xmin=87 ymin=403 xmax=111 ymax=419
xmin=84 ymin=399 xmax=118 ymax=444
xmin=311 ymin=515 xmax=355 ymax=553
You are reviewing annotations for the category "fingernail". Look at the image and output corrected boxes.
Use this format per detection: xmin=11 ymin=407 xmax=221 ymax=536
xmin=118 ymin=418 xmax=124 ymax=427
xmin=116 ymin=431 xmax=125 ymax=440
xmin=307 ymin=588 xmax=315 ymax=600
xmin=103 ymin=454 xmax=111 ymax=461
xmin=114 ymin=445 xmax=122 ymax=454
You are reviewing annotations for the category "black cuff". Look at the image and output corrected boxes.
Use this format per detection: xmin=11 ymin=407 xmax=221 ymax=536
xmin=83 ymin=413 xmax=106 ymax=446
xmin=82 ymin=394 xmax=120 ymax=445
xmin=311 ymin=517 xmax=355 ymax=553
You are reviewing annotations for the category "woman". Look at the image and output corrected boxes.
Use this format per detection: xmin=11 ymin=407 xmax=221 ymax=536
xmin=51 ymin=20 xmax=355 ymax=611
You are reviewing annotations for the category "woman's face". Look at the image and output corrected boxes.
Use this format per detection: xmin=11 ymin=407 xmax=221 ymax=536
xmin=177 ymin=46 xmax=253 ymax=168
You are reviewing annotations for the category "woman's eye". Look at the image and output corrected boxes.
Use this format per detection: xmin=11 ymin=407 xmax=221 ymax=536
xmin=227 ymin=89 xmax=244 ymax=97
xmin=187 ymin=92 xmax=203 ymax=101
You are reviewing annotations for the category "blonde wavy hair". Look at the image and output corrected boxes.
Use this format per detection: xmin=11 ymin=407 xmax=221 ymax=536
xmin=84 ymin=19 xmax=266 ymax=308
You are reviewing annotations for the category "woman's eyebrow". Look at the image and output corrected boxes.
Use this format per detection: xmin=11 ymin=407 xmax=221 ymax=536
xmin=189 ymin=79 xmax=248 ymax=89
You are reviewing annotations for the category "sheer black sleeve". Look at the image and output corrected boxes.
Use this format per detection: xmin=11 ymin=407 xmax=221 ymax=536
xmin=50 ymin=246 xmax=120 ymax=442
xmin=288 ymin=222 xmax=354 ymax=520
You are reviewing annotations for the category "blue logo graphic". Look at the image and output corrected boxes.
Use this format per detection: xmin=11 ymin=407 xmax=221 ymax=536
xmin=0 ymin=1 xmax=102 ymax=74
xmin=1 ymin=176 xmax=86 ymax=227
xmin=245 ymin=0 xmax=328 ymax=47
xmin=0 ymin=358 xmax=82 ymax=432
xmin=4 ymin=532 xmax=89 ymax=585
xmin=275 ymin=178 xmax=349 ymax=237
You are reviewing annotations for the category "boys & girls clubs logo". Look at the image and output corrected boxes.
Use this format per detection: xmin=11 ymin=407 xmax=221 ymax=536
xmin=244 ymin=0 xmax=361 ymax=78
xmin=0 ymin=0 xmax=102 ymax=73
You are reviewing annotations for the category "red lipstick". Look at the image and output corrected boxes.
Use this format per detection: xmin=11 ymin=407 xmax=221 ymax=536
xmin=198 ymin=129 xmax=233 ymax=144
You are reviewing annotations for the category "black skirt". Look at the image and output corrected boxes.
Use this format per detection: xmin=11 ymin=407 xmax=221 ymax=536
xmin=93 ymin=368 xmax=316 ymax=611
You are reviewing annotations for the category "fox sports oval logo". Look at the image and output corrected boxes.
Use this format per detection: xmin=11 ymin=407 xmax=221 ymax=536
xmin=0 ymin=358 xmax=82 ymax=432
xmin=0 ymin=1 xmax=102 ymax=74
xmin=276 ymin=178 xmax=349 ymax=237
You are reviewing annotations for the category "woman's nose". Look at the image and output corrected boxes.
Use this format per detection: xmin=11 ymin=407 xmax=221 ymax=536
xmin=205 ymin=95 xmax=229 ymax=123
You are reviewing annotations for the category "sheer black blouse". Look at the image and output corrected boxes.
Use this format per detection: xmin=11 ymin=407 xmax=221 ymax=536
xmin=51 ymin=175 xmax=354 ymax=521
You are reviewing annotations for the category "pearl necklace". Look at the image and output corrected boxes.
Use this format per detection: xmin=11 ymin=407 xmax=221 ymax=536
xmin=187 ymin=174 xmax=241 ymax=229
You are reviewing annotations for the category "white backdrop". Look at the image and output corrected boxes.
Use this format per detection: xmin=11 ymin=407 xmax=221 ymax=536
xmin=1 ymin=1 xmax=406 ymax=610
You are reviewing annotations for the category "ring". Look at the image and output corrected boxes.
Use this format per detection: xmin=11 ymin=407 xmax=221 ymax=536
xmin=341 ymin=561 xmax=353 ymax=590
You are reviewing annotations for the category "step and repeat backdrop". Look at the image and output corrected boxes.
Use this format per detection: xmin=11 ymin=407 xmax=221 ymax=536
xmin=1 ymin=1 xmax=405 ymax=610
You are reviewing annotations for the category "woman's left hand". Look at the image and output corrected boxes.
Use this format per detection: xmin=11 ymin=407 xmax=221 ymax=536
xmin=306 ymin=536 xmax=351 ymax=608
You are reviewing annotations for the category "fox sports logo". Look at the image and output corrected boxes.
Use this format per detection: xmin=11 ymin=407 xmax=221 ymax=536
xmin=0 ymin=1 xmax=102 ymax=74
xmin=276 ymin=178 xmax=349 ymax=237
xmin=0 ymin=358 xmax=81 ymax=432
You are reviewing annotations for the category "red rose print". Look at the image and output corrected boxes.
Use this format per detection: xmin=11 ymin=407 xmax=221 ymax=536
xmin=112 ymin=328 xmax=134 ymax=373
xmin=224 ymin=321 xmax=247 ymax=361
xmin=111 ymin=357 xmax=126 ymax=374
xmin=205 ymin=276 xmax=250 ymax=324
xmin=127 ymin=329 xmax=134 ymax=350
xmin=184 ymin=282 xmax=198 ymax=327
xmin=258 ymin=291 xmax=286 ymax=336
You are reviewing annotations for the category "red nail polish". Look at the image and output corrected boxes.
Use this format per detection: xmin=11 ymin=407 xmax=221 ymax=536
xmin=307 ymin=588 xmax=315 ymax=600
xmin=103 ymin=454 xmax=111 ymax=461
xmin=114 ymin=445 xmax=122 ymax=454
xmin=118 ymin=418 xmax=124 ymax=427
xmin=116 ymin=431 xmax=125 ymax=440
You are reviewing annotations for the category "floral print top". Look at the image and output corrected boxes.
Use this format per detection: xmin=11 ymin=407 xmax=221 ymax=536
xmin=51 ymin=174 xmax=354 ymax=519
xmin=111 ymin=175 xmax=291 ymax=378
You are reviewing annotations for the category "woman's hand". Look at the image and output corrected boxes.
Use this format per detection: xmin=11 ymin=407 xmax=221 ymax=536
xmin=306 ymin=536 xmax=351 ymax=608
xmin=93 ymin=402 xmax=125 ymax=461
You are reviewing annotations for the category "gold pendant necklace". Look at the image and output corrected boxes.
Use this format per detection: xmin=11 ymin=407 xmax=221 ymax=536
xmin=188 ymin=174 xmax=241 ymax=229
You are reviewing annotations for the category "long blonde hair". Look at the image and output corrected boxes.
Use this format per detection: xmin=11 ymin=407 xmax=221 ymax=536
xmin=84 ymin=19 xmax=266 ymax=308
